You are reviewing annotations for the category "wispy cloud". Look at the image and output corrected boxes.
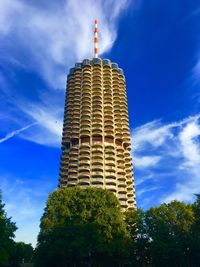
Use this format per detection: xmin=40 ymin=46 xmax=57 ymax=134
xmin=0 ymin=0 xmax=134 ymax=147
xmin=0 ymin=123 xmax=36 ymax=144
xmin=132 ymin=114 xmax=200 ymax=207
xmin=0 ymin=0 xmax=131 ymax=89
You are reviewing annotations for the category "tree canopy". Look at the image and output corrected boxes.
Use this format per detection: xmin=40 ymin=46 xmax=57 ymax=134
xmin=35 ymin=187 xmax=130 ymax=267
xmin=0 ymin=191 xmax=17 ymax=266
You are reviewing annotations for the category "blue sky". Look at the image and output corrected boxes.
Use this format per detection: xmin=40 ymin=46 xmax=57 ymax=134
xmin=0 ymin=0 xmax=200 ymax=246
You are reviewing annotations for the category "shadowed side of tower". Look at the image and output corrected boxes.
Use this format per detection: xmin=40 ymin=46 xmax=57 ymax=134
xmin=59 ymin=57 xmax=136 ymax=209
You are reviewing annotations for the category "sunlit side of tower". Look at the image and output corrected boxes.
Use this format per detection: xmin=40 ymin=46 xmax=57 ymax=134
xmin=59 ymin=20 xmax=136 ymax=209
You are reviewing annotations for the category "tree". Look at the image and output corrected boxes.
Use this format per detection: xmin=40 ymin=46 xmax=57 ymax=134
xmin=191 ymin=195 xmax=200 ymax=266
xmin=145 ymin=201 xmax=194 ymax=267
xmin=0 ymin=191 xmax=17 ymax=266
xmin=35 ymin=187 xmax=130 ymax=267
xmin=125 ymin=209 xmax=151 ymax=266
xmin=11 ymin=242 xmax=34 ymax=266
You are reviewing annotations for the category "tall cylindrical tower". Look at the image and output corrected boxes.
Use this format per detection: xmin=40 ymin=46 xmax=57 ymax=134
xmin=59 ymin=20 xmax=135 ymax=209
xmin=59 ymin=57 xmax=136 ymax=209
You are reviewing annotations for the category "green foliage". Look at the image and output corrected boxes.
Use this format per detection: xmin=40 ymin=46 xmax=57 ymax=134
xmin=11 ymin=242 xmax=34 ymax=266
xmin=35 ymin=187 xmax=130 ymax=267
xmin=35 ymin=188 xmax=200 ymax=267
xmin=125 ymin=209 xmax=151 ymax=266
xmin=0 ymin=191 xmax=17 ymax=266
xmin=145 ymin=201 xmax=195 ymax=267
xmin=191 ymin=195 xmax=200 ymax=264
xmin=125 ymin=200 xmax=199 ymax=267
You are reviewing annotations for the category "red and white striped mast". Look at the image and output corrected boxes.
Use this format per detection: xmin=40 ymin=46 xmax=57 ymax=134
xmin=94 ymin=19 xmax=99 ymax=58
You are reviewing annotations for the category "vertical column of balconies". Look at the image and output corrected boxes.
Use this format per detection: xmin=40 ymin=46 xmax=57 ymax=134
xmin=112 ymin=65 xmax=128 ymax=209
xmin=59 ymin=70 xmax=75 ymax=187
xmin=118 ymin=71 xmax=136 ymax=208
xmin=67 ymin=66 xmax=81 ymax=187
xmin=103 ymin=60 xmax=117 ymax=194
xmin=91 ymin=59 xmax=104 ymax=188
xmin=78 ymin=60 xmax=92 ymax=187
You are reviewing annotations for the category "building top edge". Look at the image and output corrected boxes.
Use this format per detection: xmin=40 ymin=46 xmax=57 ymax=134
xmin=67 ymin=58 xmax=124 ymax=77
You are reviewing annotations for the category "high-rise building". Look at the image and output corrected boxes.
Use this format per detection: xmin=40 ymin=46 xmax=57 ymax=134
xmin=59 ymin=20 xmax=136 ymax=209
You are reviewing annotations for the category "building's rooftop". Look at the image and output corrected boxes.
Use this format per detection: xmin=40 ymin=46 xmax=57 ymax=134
xmin=68 ymin=58 xmax=124 ymax=77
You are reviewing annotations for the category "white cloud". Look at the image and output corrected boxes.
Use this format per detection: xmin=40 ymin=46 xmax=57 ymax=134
xmin=133 ymin=155 xmax=161 ymax=169
xmin=137 ymin=186 xmax=161 ymax=197
xmin=0 ymin=0 xmax=130 ymax=89
xmin=179 ymin=120 xmax=200 ymax=168
xmin=132 ymin=114 xmax=200 ymax=205
xmin=132 ymin=120 xmax=173 ymax=151
xmin=0 ymin=123 xmax=36 ymax=144
xmin=18 ymin=103 xmax=63 ymax=147
xmin=0 ymin=0 xmax=134 ymax=147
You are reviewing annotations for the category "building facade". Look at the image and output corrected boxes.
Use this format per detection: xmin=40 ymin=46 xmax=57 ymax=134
xmin=59 ymin=57 xmax=136 ymax=209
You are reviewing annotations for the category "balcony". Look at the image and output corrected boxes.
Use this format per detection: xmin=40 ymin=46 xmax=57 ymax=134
xmin=70 ymin=152 xmax=78 ymax=158
xmin=104 ymin=103 xmax=113 ymax=109
xmin=78 ymin=178 xmax=90 ymax=185
xmin=82 ymin=87 xmax=91 ymax=93
xmin=93 ymin=80 xmax=102 ymax=87
xmin=82 ymin=95 xmax=91 ymax=102
xmin=92 ymin=153 xmax=103 ymax=160
xmin=115 ymin=133 xmax=123 ymax=140
xmin=127 ymin=180 xmax=133 ymax=187
xmin=79 ymin=154 xmax=90 ymax=161
xmin=118 ymin=193 xmax=127 ymax=200
xmin=60 ymin=160 xmax=69 ymax=167
xmin=127 ymin=191 xmax=134 ymax=198
xmin=118 ymin=187 xmax=127 ymax=194
xmin=92 ymin=87 xmax=102 ymax=93
xmin=104 ymin=142 xmax=114 ymax=149
xmin=68 ymin=174 xmax=77 ymax=181
xmin=91 ymin=157 xmax=103 ymax=165
xmin=92 ymin=71 xmax=101 ymax=77
xmin=106 ymin=184 xmax=117 ymax=192
xmin=67 ymin=182 xmax=77 ymax=187
xmin=118 ymin=180 xmax=126 ymax=187
xmin=117 ymin=175 xmax=126 ymax=181
xmin=78 ymin=171 xmax=90 ymax=179
xmin=117 ymin=169 xmax=126 ymax=176
xmin=92 ymin=160 xmax=103 ymax=167
xmin=105 ymin=159 xmax=115 ymax=166
xmin=80 ymin=129 xmax=90 ymax=136
xmin=80 ymin=123 xmax=90 ymax=130
xmin=91 ymin=182 xmax=104 ymax=188
xmin=119 ymin=200 xmax=128 ymax=208
xmin=59 ymin=172 xmax=68 ymax=178
xmin=81 ymin=105 xmax=91 ymax=112
xmin=105 ymin=178 xmax=116 ymax=185
xmin=91 ymin=170 xmax=103 ymax=177
xmin=80 ymin=143 xmax=90 ymax=150
xmin=83 ymin=69 xmax=92 ymax=74
xmin=105 ymin=152 xmax=115 ymax=159
xmin=78 ymin=162 xmax=90 ymax=170
xmin=104 ymin=130 xmax=114 ymax=136
xmin=105 ymin=174 xmax=116 ymax=182
xmin=93 ymin=110 xmax=102 ymax=117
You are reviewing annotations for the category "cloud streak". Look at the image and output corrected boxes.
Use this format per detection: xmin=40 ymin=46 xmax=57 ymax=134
xmin=132 ymin=114 xmax=200 ymax=207
xmin=0 ymin=0 xmax=130 ymax=88
xmin=0 ymin=0 xmax=133 ymax=147
xmin=0 ymin=123 xmax=36 ymax=144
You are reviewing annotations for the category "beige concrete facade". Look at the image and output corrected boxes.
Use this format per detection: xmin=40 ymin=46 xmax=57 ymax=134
xmin=59 ymin=58 xmax=136 ymax=209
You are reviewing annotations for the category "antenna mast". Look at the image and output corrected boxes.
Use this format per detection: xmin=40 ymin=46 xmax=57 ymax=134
xmin=94 ymin=19 xmax=98 ymax=58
